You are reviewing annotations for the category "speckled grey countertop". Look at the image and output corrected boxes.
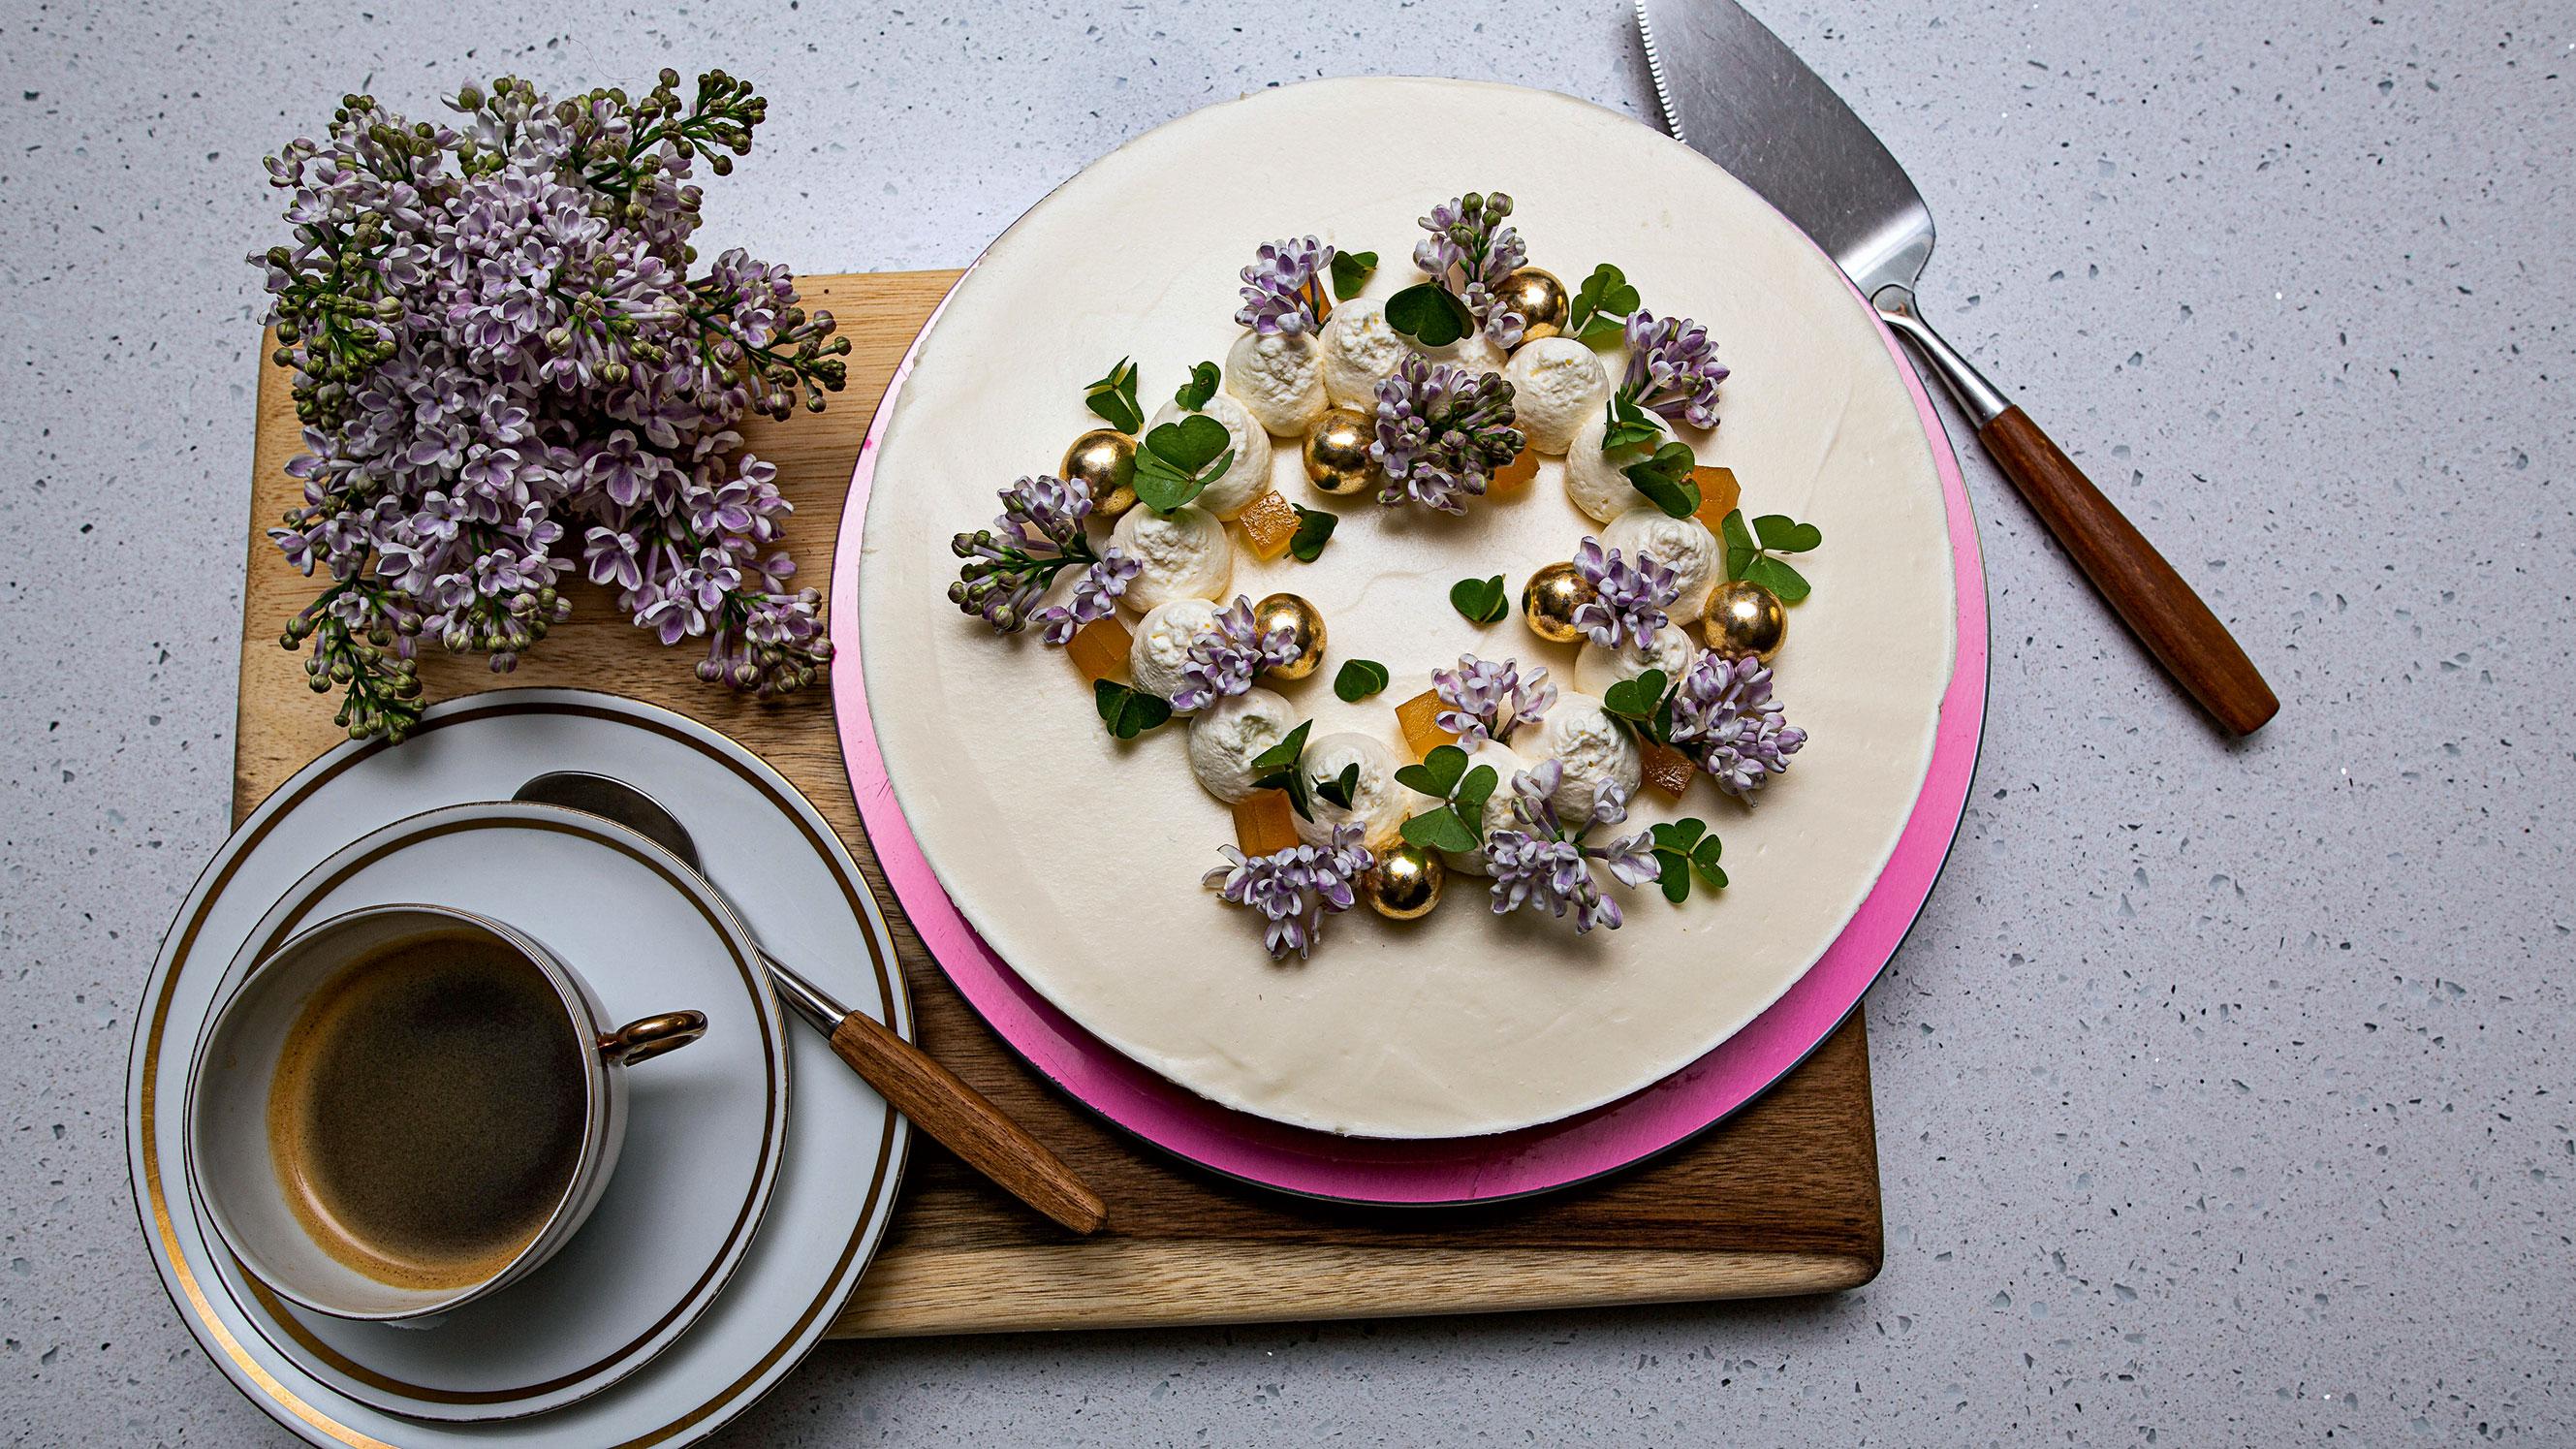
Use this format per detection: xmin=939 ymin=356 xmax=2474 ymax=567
xmin=3 ymin=0 xmax=2569 ymax=1442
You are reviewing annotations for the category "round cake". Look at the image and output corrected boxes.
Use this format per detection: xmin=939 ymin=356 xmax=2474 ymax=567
xmin=857 ymin=78 xmax=1957 ymax=1138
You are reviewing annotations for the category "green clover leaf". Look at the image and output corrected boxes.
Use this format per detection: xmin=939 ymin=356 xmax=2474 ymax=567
xmin=1084 ymin=357 xmax=1143 ymax=434
xmin=1723 ymin=509 xmax=1819 ymax=601
xmin=1398 ymin=805 xmax=1481 ymax=854
xmin=1752 ymin=513 xmax=1823 ymax=553
xmin=1330 ymin=250 xmax=1378 ymax=300
xmin=1623 ymin=441 xmax=1702 ymax=520
xmin=1454 ymin=763 xmax=1497 ymax=813
xmin=1601 ymin=393 xmax=1665 ymax=457
xmin=1386 ymin=281 xmax=1474 ymax=347
xmin=1602 ymin=668 xmax=1671 ymax=722
xmin=1288 ymin=504 xmax=1337 ymax=562
xmin=1334 ymin=658 xmax=1391 ymax=703
xmin=1395 ymin=743 xmax=1470 ymax=799
xmin=1092 ymin=679 xmax=1172 ymax=740
xmin=1450 ymin=574 xmax=1509 ymax=624
xmin=1564 ymin=263 xmax=1641 ymax=346
xmin=1132 ymin=414 xmax=1235 ymax=514
xmin=1174 ymin=360 xmax=1220 ymax=411
xmin=1247 ymin=719 xmax=1316 ymax=817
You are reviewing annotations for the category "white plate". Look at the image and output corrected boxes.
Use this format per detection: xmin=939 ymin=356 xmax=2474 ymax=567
xmin=129 ymin=689 xmax=911 ymax=1447
xmin=183 ymin=802 xmax=790 ymax=1422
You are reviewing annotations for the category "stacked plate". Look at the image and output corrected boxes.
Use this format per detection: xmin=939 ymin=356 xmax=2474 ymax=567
xmin=128 ymin=690 xmax=912 ymax=1445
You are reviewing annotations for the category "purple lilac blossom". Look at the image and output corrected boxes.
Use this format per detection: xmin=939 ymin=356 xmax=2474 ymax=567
xmin=1412 ymin=193 xmax=1529 ymax=348
xmin=1479 ymin=760 xmax=1659 ymax=934
xmin=951 ymin=474 xmax=1126 ymax=639
xmin=1203 ymin=826 xmax=1376 ymax=961
xmin=1430 ymin=653 xmax=1556 ymax=746
xmin=1173 ymin=595 xmax=1301 ymax=711
xmin=1668 ymin=650 xmax=1807 ymax=798
xmin=1235 ymin=236 xmax=1336 ymax=336
xmin=1369 ymin=356 xmax=1524 ymax=515
xmin=1619 ymin=310 xmax=1730 ymax=429
xmin=258 ymin=72 xmax=845 ymax=740
xmin=1570 ymin=536 xmax=1679 ymax=650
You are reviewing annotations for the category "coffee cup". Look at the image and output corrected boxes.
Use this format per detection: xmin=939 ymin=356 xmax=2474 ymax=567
xmin=185 ymin=902 xmax=704 ymax=1321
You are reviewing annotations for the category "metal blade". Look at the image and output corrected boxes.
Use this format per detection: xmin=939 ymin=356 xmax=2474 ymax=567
xmin=1635 ymin=0 xmax=1934 ymax=299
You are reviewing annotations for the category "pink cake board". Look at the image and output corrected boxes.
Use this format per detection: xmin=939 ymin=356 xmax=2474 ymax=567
xmin=829 ymin=268 xmax=1988 ymax=1209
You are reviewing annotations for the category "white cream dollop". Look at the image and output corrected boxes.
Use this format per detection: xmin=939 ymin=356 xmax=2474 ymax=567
xmin=1292 ymin=731 xmax=1418 ymax=851
xmin=1602 ymin=506 xmax=1722 ymax=624
xmin=1110 ymin=504 xmax=1232 ymax=613
xmin=1148 ymin=394 xmax=1272 ymax=520
xmin=1575 ymin=620 xmax=1700 ymax=696
xmin=1526 ymin=691 xmax=1643 ymax=823
xmin=1437 ymin=738 xmax=1535 ymax=878
xmin=1224 ymin=331 xmax=1330 ymax=436
xmin=1127 ymin=598 xmax=1221 ymax=707
xmin=1564 ymin=411 xmax=1648 ymax=523
xmin=1502 ymin=337 xmax=1612 ymax=455
xmin=1317 ymin=299 xmax=1409 ymax=408
xmin=1187 ymin=686 xmax=1295 ymax=803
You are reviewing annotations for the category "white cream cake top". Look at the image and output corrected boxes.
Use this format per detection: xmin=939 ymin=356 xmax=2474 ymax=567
xmin=860 ymin=78 xmax=1956 ymax=1138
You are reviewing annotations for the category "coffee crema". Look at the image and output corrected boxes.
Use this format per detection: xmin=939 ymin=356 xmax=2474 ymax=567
xmin=264 ymin=931 xmax=589 ymax=1292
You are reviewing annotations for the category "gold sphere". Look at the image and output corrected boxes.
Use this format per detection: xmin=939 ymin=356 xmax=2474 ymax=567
xmin=1365 ymin=841 xmax=1446 ymax=920
xmin=1061 ymin=428 xmax=1138 ymax=520
xmin=1703 ymin=579 xmax=1788 ymax=661
xmin=1501 ymin=267 xmax=1570 ymax=344
xmin=1521 ymin=561 xmax=1596 ymax=645
xmin=1302 ymin=407 xmax=1378 ymax=495
xmin=1252 ymin=591 xmax=1327 ymax=680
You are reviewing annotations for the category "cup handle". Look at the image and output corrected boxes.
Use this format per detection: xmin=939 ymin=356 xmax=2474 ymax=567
xmin=597 ymin=1011 xmax=707 ymax=1066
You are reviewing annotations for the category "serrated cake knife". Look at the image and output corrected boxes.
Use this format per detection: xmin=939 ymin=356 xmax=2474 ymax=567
xmin=1635 ymin=0 xmax=2278 ymax=735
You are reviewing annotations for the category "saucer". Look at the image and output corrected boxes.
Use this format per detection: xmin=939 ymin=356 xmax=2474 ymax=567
xmin=183 ymin=802 xmax=791 ymax=1422
xmin=131 ymin=689 xmax=912 ymax=1447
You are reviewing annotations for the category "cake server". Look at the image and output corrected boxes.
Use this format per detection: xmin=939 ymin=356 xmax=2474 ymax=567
xmin=513 ymin=771 xmax=1108 ymax=1236
xmin=1634 ymin=0 xmax=2278 ymax=735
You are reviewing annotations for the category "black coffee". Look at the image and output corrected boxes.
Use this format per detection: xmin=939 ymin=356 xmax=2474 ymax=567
xmin=266 ymin=930 xmax=589 ymax=1291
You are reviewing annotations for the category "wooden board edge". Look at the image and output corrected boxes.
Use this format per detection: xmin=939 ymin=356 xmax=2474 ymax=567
xmin=828 ymin=1242 xmax=1883 ymax=1339
xmin=236 ymin=332 xmax=293 ymax=824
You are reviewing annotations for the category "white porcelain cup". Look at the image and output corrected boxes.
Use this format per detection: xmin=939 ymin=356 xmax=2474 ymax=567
xmin=185 ymin=902 xmax=705 ymax=1321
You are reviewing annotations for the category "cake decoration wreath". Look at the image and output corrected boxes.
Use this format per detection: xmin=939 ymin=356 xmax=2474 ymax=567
xmin=949 ymin=191 xmax=1824 ymax=960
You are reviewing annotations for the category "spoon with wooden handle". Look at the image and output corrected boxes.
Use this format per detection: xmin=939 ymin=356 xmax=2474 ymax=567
xmin=514 ymin=771 xmax=1106 ymax=1235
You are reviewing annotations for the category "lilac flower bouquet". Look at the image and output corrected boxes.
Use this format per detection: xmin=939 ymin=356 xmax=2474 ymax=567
xmin=258 ymin=71 xmax=847 ymax=741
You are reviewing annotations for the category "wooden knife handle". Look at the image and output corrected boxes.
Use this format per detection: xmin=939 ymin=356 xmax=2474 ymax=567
xmin=1977 ymin=405 xmax=2278 ymax=736
xmin=828 ymin=1010 xmax=1107 ymax=1235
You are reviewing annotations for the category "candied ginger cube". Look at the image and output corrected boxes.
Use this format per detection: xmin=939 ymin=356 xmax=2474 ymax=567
xmin=1640 ymin=740 xmax=1698 ymax=800
xmin=1235 ymin=488 xmax=1302 ymax=561
xmin=1395 ymin=689 xmax=1456 ymax=759
xmin=1066 ymin=614 xmax=1133 ymax=684
xmin=1490 ymin=450 xmax=1541 ymax=491
xmin=1690 ymin=465 xmax=1742 ymax=535
xmin=1232 ymin=789 xmax=1303 ymax=858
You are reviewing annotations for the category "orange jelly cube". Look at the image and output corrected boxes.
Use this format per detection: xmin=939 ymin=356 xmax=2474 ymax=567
xmin=1395 ymin=689 xmax=1456 ymax=759
xmin=1490 ymin=450 xmax=1541 ymax=492
xmin=1690 ymin=465 xmax=1742 ymax=535
xmin=1231 ymin=789 xmax=1303 ymax=858
xmin=1065 ymin=614 xmax=1133 ymax=684
xmin=1235 ymin=488 xmax=1302 ymax=561
xmin=1640 ymin=740 xmax=1698 ymax=800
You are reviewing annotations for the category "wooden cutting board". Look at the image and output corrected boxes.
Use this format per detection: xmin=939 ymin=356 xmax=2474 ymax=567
xmin=232 ymin=269 xmax=1883 ymax=1337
